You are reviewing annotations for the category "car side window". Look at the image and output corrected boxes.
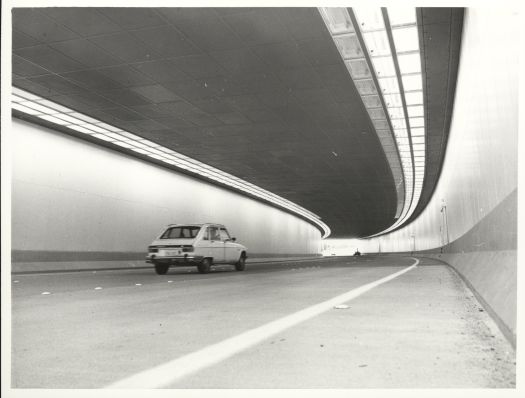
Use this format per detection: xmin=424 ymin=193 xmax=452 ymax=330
xmin=219 ymin=228 xmax=230 ymax=241
xmin=208 ymin=227 xmax=220 ymax=241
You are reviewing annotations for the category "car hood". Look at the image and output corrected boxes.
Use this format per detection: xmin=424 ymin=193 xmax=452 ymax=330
xmin=150 ymin=238 xmax=196 ymax=246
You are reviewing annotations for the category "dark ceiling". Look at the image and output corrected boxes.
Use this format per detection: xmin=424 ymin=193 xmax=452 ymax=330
xmin=12 ymin=7 xmax=462 ymax=238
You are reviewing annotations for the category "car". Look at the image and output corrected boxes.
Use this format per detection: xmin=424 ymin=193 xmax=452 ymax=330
xmin=146 ymin=223 xmax=248 ymax=275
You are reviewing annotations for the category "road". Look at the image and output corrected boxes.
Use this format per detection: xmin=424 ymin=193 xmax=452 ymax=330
xmin=10 ymin=256 xmax=515 ymax=388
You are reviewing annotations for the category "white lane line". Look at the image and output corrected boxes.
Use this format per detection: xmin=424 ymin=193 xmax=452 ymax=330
xmin=107 ymin=258 xmax=419 ymax=389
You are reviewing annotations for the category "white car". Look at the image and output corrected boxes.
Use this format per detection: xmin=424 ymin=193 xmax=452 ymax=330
xmin=146 ymin=223 xmax=248 ymax=275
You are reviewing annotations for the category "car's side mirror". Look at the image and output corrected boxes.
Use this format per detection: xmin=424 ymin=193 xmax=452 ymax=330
xmin=232 ymin=237 xmax=236 ymax=242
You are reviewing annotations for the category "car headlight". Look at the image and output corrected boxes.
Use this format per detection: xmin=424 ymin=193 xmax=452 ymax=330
xmin=148 ymin=246 xmax=158 ymax=253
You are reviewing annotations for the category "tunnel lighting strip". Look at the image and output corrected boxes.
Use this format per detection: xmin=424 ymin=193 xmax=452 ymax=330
xmin=11 ymin=87 xmax=331 ymax=238
xmin=318 ymin=7 xmax=426 ymax=235
xmin=318 ymin=7 xmax=405 ymax=220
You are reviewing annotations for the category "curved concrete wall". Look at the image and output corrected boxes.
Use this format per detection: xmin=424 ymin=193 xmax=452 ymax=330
xmin=11 ymin=118 xmax=322 ymax=270
xmin=325 ymin=9 xmax=518 ymax=343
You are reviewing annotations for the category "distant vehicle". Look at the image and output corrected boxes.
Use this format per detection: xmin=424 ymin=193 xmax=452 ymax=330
xmin=146 ymin=223 xmax=247 ymax=275
xmin=353 ymin=249 xmax=361 ymax=256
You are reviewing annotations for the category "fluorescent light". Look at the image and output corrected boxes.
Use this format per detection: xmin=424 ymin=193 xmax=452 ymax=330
xmin=105 ymin=132 xmax=130 ymax=141
xmin=23 ymin=102 xmax=57 ymax=114
xmin=398 ymin=53 xmax=421 ymax=74
xmin=372 ymin=119 xmax=389 ymax=130
xmin=12 ymin=102 xmax=42 ymax=115
xmin=363 ymin=30 xmax=391 ymax=57
xmin=113 ymin=141 xmax=136 ymax=149
xmin=371 ymin=56 xmax=396 ymax=77
xmin=54 ymin=113 xmax=88 ymax=125
xmin=354 ymin=79 xmax=377 ymax=95
xmin=319 ymin=8 xmax=354 ymax=34
xmin=410 ymin=117 xmax=424 ymax=128
xmin=405 ymin=91 xmax=423 ymax=105
xmin=12 ymin=87 xmax=40 ymax=100
xmin=387 ymin=8 xmax=417 ymax=27
xmin=388 ymin=107 xmax=404 ymax=119
xmin=38 ymin=115 xmax=70 ymax=125
xmin=67 ymin=125 xmax=99 ymax=135
xmin=391 ymin=118 xmax=406 ymax=130
xmin=394 ymin=128 xmax=408 ymax=137
xmin=346 ymin=59 xmax=372 ymax=79
xmin=36 ymin=100 xmax=73 ymax=113
xmin=392 ymin=26 xmax=419 ymax=52
xmin=68 ymin=112 xmax=101 ymax=124
xmin=83 ymin=124 xmax=110 ymax=133
xmin=401 ymin=74 xmax=422 ymax=91
xmin=353 ymin=8 xmax=385 ymax=32
xmin=368 ymin=108 xmax=386 ymax=120
xmin=95 ymin=122 xmax=124 ymax=132
xmin=411 ymin=136 xmax=425 ymax=144
xmin=91 ymin=133 xmax=115 ymax=142
xmin=410 ymin=127 xmax=424 ymax=136
xmin=116 ymin=131 xmax=141 ymax=139
xmin=333 ymin=34 xmax=363 ymax=59
xmin=407 ymin=105 xmax=424 ymax=117
xmin=378 ymin=77 xmax=400 ymax=94
xmin=362 ymin=95 xmax=382 ymax=108
xmin=383 ymin=93 xmax=402 ymax=107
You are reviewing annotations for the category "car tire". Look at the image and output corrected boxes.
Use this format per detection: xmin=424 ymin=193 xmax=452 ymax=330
xmin=198 ymin=258 xmax=212 ymax=274
xmin=154 ymin=263 xmax=169 ymax=275
xmin=235 ymin=254 xmax=246 ymax=271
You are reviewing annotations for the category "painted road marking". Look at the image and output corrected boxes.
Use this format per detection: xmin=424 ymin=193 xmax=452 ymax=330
xmin=107 ymin=258 xmax=419 ymax=389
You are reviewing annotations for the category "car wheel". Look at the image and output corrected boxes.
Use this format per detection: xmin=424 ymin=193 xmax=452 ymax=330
xmin=235 ymin=254 xmax=246 ymax=271
xmin=198 ymin=258 xmax=212 ymax=274
xmin=154 ymin=263 xmax=169 ymax=275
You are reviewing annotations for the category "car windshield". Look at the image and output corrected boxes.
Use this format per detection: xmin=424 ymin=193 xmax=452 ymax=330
xmin=160 ymin=226 xmax=201 ymax=239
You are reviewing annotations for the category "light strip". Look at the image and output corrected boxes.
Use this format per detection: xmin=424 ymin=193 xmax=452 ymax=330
xmin=319 ymin=7 xmax=427 ymax=236
xmin=319 ymin=7 xmax=405 ymax=220
xmin=11 ymin=87 xmax=331 ymax=238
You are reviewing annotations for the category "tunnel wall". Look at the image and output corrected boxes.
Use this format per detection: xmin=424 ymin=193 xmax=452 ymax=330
xmin=325 ymin=9 xmax=518 ymax=343
xmin=11 ymin=118 xmax=322 ymax=272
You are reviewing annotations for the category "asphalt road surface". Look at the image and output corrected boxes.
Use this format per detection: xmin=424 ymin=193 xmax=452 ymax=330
xmin=11 ymin=256 xmax=515 ymax=388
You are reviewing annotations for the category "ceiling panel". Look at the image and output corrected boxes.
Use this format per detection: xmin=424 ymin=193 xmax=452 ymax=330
xmin=14 ymin=44 xmax=84 ymax=73
xmin=96 ymin=65 xmax=155 ymax=87
xmin=97 ymin=8 xmax=166 ymax=30
xmin=12 ymin=55 xmax=49 ymax=77
xmin=40 ymin=8 xmax=122 ymax=37
xmin=158 ymin=8 xmax=244 ymax=51
xmin=12 ymin=29 xmax=42 ymax=49
xmin=49 ymin=39 xmax=121 ymax=68
xmin=12 ymin=8 xmax=79 ymax=43
xmin=130 ymin=84 xmax=181 ymax=103
xmin=28 ymin=74 xmax=88 ymax=94
xmin=131 ymin=26 xmax=202 ymax=58
xmin=88 ymin=32 xmax=161 ymax=62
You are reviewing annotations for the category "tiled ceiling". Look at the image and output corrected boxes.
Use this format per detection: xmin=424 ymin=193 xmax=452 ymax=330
xmin=12 ymin=7 xmax=461 ymax=238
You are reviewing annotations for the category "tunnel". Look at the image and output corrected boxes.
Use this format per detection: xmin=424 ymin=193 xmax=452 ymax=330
xmin=2 ymin=5 xmax=520 ymax=393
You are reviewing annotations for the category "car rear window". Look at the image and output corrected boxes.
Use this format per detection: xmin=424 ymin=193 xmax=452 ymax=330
xmin=160 ymin=226 xmax=201 ymax=239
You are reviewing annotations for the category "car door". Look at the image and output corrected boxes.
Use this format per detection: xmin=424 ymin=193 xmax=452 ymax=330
xmin=220 ymin=227 xmax=237 ymax=263
xmin=206 ymin=226 xmax=225 ymax=263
